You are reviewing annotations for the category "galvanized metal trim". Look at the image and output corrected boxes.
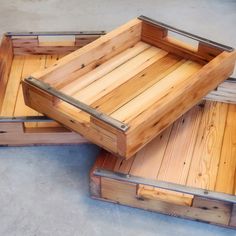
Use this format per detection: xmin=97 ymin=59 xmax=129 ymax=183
xmin=0 ymin=116 xmax=52 ymax=123
xmin=138 ymin=15 xmax=234 ymax=52
xmin=25 ymin=77 xmax=129 ymax=132
xmin=94 ymin=169 xmax=236 ymax=204
xmin=5 ymin=31 xmax=106 ymax=37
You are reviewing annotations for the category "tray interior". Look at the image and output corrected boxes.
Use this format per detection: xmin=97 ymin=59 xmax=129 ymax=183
xmin=94 ymin=100 xmax=236 ymax=205
xmin=0 ymin=54 xmax=65 ymax=129
xmin=0 ymin=32 xmax=101 ymax=131
xmin=42 ymin=41 xmax=203 ymax=129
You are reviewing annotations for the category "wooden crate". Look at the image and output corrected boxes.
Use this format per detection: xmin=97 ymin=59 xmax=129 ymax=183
xmin=90 ymin=100 xmax=236 ymax=228
xmin=0 ymin=31 xmax=104 ymax=146
xmin=22 ymin=16 xmax=236 ymax=158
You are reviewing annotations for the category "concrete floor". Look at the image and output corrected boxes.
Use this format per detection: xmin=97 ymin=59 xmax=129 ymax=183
xmin=0 ymin=1 xmax=236 ymax=235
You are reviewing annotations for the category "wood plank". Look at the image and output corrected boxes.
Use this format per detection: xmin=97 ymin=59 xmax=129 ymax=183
xmin=32 ymin=19 xmax=142 ymax=84
xmin=92 ymin=54 xmax=182 ymax=114
xmin=187 ymin=101 xmax=228 ymax=191
xmin=100 ymin=177 xmax=231 ymax=226
xmin=155 ymin=104 xmax=204 ymax=206
xmin=124 ymin=51 xmax=236 ymax=158
xmin=111 ymin=60 xmax=201 ymax=122
xmin=128 ymin=125 xmax=172 ymax=203
xmin=0 ymin=56 xmax=25 ymax=116
xmin=0 ymin=122 xmax=87 ymax=146
xmin=22 ymin=84 xmax=118 ymax=152
xmin=158 ymin=105 xmax=203 ymax=184
xmin=129 ymin=125 xmax=172 ymax=178
xmin=215 ymin=104 xmax=236 ymax=194
xmin=14 ymin=55 xmax=46 ymax=127
xmin=0 ymin=35 xmax=13 ymax=111
xmin=141 ymin=21 xmax=217 ymax=64
xmin=73 ymin=46 xmax=168 ymax=104
xmin=60 ymin=42 xmax=151 ymax=95
xmin=36 ymin=54 xmax=63 ymax=128
xmin=113 ymin=156 xmax=135 ymax=174
xmin=13 ymin=35 xmax=101 ymax=55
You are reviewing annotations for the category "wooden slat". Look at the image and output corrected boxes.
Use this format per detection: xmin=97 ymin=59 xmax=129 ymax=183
xmin=111 ymin=60 xmax=201 ymax=122
xmin=215 ymin=104 xmax=236 ymax=194
xmin=141 ymin=21 xmax=219 ymax=64
xmin=0 ymin=122 xmax=87 ymax=146
xmin=187 ymin=101 xmax=228 ymax=190
xmin=14 ymin=55 xmax=46 ymax=127
xmin=92 ymin=54 xmax=182 ymax=114
xmin=36 ymin=54 xmax=63 ymax=128
xmin=124 ymin=51 xmax=236 ymax=158
xmin=73 ymin=46 xmax=167 ymax=104
xmin=100 ymin=177 xmax=231 ymax=226
xmin=0 ymin=56 xmax=25 ymax=116
xmin=154 ymin=104 xmax=204 ymax=206
xmin=129 ymin=125 xmax=172 ymax=203
xmin=32 ymin=19 xmax=142 ymax=84
xmin=0 ymin=35 xmax=13 ymax=111
xmin=60 ymin=41 xmax=151 ymax=95
xmin=13 ymin=35 xmax=101 ymax=55
xmin=158 ymin=105 xmax=203 ymax=183
xmin=22 ymin=84 xmax=118 ymax=152
xmin=129 ymin=126 xmax=172 ymax=178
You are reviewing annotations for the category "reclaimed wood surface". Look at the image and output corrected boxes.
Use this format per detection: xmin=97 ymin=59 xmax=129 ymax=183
xmin=0 ymin=32 xmax=103 ymax=146
xmin=0 ymin=35 xmax=13 ymax=111
xmin=90 ymin=101 xmax=236 ymax=228
xmin=23 ymin=17 xmax=236 ymax=158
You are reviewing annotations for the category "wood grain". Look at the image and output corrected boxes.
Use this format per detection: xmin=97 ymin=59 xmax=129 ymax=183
xmin=215 ymin=104 xmax=236 ymax=194
xmin=0 ymin=35 xmax=13 ymax=111
xmin=187 ymin=102 xmax=228 ymax=190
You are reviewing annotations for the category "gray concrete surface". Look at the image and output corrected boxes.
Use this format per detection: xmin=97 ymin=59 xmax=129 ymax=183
xmin=0 ymin=145 xmax=236 ymax=236
xmin=0 ymin=1 xmax=236 ymax=235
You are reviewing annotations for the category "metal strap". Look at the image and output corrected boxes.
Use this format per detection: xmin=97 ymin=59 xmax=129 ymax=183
xmin=25 ymin=77 xmax=129 ymax=132
xmin=94 ymin=169 xmax=236 ymax=204
xmin=5 ymin=31 xmax=106 ymax=37
xmin=138 ymin=15 xmax=234 ymax=52
xmin=0 ymin=116 xmax=52 ymax=123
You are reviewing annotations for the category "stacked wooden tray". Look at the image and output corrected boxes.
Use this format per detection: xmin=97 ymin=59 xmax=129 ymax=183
xmin=22 ymin=16 xmax=236 ymax=158
xmin=90 ymin=100 xmax=236 ymax=228
xmin=0 ymin=31 xmax=104 ymax=146
xmin=1 ymin=16 xmax=236 ymax=229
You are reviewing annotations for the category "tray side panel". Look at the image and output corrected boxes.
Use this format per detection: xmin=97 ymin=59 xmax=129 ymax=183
xmin=125 ymin=51 xmax=236 ymax=158
xmin=12 ymin=34 xmax=102 ymax=55
xmin=0 ymin=36 xmax=13 ymax=111
xmin=99 ymin=177 xmax=233 ymax=227
xmin=0 ymin=122 xmax=86 ymax=146
xmin=22 ymin=82 xmax=118 ymax=152
xmin=31 ymin=19 xmax=142 ymax=84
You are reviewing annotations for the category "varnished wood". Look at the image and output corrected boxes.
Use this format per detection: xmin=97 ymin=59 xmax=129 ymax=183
xmin=22 ymin=17 xmax=236 ymax=158
xmin=0 ymin=35 xmax=13 ymax=111
xmin=90 ymin=101 xmax=236 ymax=228
xmin=0 ymin=32 xmax=103 ymax=146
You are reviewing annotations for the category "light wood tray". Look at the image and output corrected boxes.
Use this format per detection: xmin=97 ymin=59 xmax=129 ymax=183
xmin=90 ymin=100 xmax=236 ymax=228
xmin=0 ymin=31 xmax=103 ymax=146
xmin=22 ymin=16 xmax=236 ymax=158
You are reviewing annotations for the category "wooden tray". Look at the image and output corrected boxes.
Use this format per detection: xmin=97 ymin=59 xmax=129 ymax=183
xmin=0 ymin=31 xmax=104 ymax=146
xmin=90 ymin=100 xmax=236 ymax=228
xmin=22 ymin=16 xmax=236 ymax=158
